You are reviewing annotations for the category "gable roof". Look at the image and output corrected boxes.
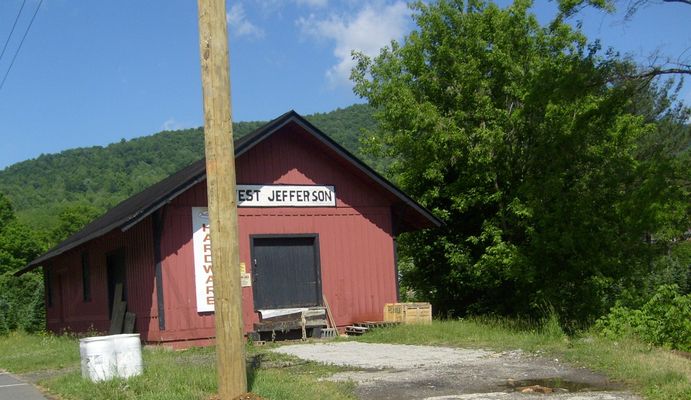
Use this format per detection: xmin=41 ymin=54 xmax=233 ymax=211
xmin=17 ymin=110 xmax=441 ymax=275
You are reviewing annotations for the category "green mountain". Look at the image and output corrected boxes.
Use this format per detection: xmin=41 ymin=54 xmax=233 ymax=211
xmin=0 ymin=104 xmax=377 ymax=230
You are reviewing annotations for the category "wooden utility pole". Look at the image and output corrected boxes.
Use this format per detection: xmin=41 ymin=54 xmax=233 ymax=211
xmin=197 ymin=0 xmax=247 ymax=398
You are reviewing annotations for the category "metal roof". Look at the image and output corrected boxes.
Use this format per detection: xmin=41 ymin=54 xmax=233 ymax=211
xmin=17 ymin=110 xmax=441 ymax=275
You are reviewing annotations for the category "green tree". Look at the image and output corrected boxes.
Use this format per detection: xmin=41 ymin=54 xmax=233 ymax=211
xmin=0 ymin=222 xmax=45 ymax=275
xmin=0 ymin=193 xmax=14 ymax=227
xmin=0 ymin=194 xmax=28 ymax=290
xmin=0 ymin=193 xmax=47 ymax=333
xmin=50 ymin=203 xmax=103 ymax=245
xmin=353 ymin=0 xmax=687 ymax=326
xmin=613 ymin=67 xmax=691 ymax=302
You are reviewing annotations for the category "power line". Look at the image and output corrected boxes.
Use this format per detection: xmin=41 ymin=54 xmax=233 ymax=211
xmin=0 ymin=0 xmax=43 ymax=92
xmin=0 ymin=0 xmax=28 ymax=63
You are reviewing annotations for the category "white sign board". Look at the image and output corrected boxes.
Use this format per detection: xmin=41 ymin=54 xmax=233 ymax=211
xmin=237 ymin=185 xmax=336 ymax=207
xmin=192 ymin=207 xmax=214 ymax=312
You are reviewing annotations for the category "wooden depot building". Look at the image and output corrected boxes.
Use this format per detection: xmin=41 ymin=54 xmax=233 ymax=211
xmin=17 ymin=111 xmax=440 ymax=347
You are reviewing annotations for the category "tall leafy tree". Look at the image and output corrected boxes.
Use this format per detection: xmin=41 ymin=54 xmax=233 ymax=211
xmin=50 ymin=203 xmax=103 ymax=245
xmin=353 ymin=0 xmax=687 ymax=326
xmin=621 ymin=74 xmax=691 ymax=300
xmin=0 ymin=193 xmax=47 ymax=333
xmin=0 ymin=193 xmax=14 ymax=227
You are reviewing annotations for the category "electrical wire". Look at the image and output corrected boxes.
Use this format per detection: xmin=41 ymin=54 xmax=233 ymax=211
xmin=0 ymin=0 xmax=28 ymax=63
xmin=0 ymin=0 xmax=43 ymax=92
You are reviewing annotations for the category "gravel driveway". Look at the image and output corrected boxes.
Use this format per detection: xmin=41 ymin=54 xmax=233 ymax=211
xmin=274 ymin=342 xmax=641 ymax=400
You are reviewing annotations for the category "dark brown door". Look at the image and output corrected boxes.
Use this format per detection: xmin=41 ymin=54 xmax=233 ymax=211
xmin=251 ymin=235 xmax=321 ymax=310
xmin=106 ymin=251 xmax=126 ymax=316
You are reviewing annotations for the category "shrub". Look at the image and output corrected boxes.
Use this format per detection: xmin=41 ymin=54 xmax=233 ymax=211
xmin=595 ymin=284 xmax=691 ymax=351
xmin=0 ymin=297 xmax=9 ymax=336
xmin=0 ymin=272 xmax=45 ymax=333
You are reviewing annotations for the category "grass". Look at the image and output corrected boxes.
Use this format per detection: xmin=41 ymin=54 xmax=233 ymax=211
xmin=0 ymin=331 xmax=79 ymax=373
xmin=357 ymin=314 xmax=570 ymax=351
xmin=0 ymin=318 xmax=688 ymax=400
xmin=42 ymin=346 xmax=219 ymax=400
xmin=0 ymin=332 xmax=354 ymax=400
xmin=247 ymin=350 xmax=355 ymax=400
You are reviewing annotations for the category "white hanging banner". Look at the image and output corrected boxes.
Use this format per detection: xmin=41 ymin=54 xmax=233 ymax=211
xmin=192 ymin=207 xmax=251 ymax=312
xmin=237 ymin=185 xmax=336 ymax=207
xmin=192 ymin=207 xmax=214 ymax=312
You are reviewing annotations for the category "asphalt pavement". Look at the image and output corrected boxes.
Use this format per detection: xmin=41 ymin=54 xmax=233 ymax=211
xmin=0 ymin=371 xmax=48 ymax=400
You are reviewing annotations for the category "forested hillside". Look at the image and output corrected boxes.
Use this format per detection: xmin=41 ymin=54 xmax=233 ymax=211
xmin=0 ymin=104 xmax=376 ymax=230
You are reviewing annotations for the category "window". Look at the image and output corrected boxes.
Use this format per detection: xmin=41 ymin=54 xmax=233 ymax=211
xmin=81 ymin=252 xmax=91 ymax=302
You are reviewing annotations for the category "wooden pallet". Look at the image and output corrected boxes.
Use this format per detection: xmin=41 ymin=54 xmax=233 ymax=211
xmin=344 ymin=325 xmax=369 ymax=335
xmin=344 ymin=321 xmax=401 ymax=335
xmin=384 ymin=302 xmax=432 ymax=324
xmin=355 ymin=321 xmax=401 ymax=329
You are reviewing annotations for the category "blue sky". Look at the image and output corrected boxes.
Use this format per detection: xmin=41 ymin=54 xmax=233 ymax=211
xmin=0 ymin=0 xmax=688 ymax=170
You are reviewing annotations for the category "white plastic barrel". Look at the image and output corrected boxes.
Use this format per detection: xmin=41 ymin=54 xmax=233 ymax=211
xmin=79 ymin=333 xmax=143 ymax=382
xmin=111 ymin=333 xmax=143 ymax=379
xmin=79 ymin=336 xmax=116 ymax=382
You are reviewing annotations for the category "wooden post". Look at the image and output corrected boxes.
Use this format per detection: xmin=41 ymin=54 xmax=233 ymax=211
xmin=197 ymin=0 xmax=247 ymax=398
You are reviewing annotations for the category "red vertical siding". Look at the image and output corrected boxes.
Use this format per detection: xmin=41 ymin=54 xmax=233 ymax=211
xmin=46 ymin=124 xmax=403 ymax=346
xmin=150 ymin=126 xmax=397 ymax=343
xmin=46 ymin=218 xmax=158 ymax=340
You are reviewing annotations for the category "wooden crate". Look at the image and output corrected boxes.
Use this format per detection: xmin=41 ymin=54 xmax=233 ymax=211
xmin=383 ymin=302 xmax=432 ymax=324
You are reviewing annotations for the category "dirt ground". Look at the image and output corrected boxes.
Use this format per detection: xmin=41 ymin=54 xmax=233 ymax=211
xmin=274 ymin=342 xmax=642 ymax=400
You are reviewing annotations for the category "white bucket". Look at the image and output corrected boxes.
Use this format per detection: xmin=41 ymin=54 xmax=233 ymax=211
xmin=79 ymin=333 xmax=143 ymax=382
xmin=111 ymin=333 xmax=143 ymax=379
xmin=79 ymin=336 xmax=116 ymax=382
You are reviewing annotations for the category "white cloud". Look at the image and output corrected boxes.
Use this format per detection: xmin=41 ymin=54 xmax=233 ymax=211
xmin=161 ymin=118 xmax=183 ymax=131
xmin=254 ymin=0 xmax=328 ymax=14
xmin=298 ymin=1 xmax=410 ymax=86
xmin=227 ymin=3 xmax=265 ymax=39
xmin=295 ymin=0 xmax=328 ymax=7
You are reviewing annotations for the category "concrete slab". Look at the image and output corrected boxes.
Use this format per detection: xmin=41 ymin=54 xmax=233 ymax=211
xmin=0 ymin=372 xmax=48 ymax=400
xmin=274 ymin=343 xmax=642 ymax=400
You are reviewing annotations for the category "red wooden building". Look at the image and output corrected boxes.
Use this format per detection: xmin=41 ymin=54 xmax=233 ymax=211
xmin=18 ymin=111 xmax=440 ymax=347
